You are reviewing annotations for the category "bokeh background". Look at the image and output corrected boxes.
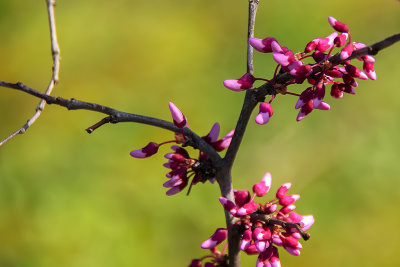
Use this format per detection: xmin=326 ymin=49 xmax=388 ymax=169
xmin=0 ymin=0 xmax=399 ymax=266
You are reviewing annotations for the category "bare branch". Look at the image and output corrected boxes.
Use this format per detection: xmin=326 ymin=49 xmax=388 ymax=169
xmin=221 ymin=1 xmax=259 ymax=267
xmin=223 ymin=2 xmax=260 ymax=174
xmin=0 ymin=0 xmax=61 ymax=147
xmin=0 ymin=81 xmax=222 ymax=165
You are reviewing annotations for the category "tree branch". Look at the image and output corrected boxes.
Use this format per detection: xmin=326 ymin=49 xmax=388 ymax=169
xmin=0 ymin=81 xmax=222 ymax=165
xmin=221 ymin=1 xmax=259 ymax=267
xmin=223 ymin=1 xmax=260 ymax=172
xmin=0 ymin=0 xmax=61 ymax=147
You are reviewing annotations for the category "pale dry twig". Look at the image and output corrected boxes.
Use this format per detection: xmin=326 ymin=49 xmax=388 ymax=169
xmin=0 ymin=0 xmax=60 ymax=147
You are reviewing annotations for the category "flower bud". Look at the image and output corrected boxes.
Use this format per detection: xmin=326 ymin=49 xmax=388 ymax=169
xmin=255 ymin=102 xmax=273 ymax=125
xmin=201 ymin=228 xmax=228 ymax=249
xmin=223 ymin=73 xmax=255 ymax=91
xmin=169 ymin=102 xmax=187 ymax=128
xmin=328 ymin=16 xmax=349 ymax=33
xmin=130 ymin=142 xmax=159 ymax=158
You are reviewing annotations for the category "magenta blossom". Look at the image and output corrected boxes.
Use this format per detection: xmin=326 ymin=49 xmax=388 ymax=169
xmin=223 ymin=73 xmax=255 ymax=91
xmin=200 ymin=172 xmax=314 ymax=267
xmin=169 ymin=102 xmax=187 ymax=128
xmin=255 ymin=102 xmax=274 ymax=125
xmin=162 ymin=122 xmax=234 ymax=195
xmin=226 ymin=16 xmax=378 ymax=123
xmin=130 ymin=104 xmax=234 ymax=196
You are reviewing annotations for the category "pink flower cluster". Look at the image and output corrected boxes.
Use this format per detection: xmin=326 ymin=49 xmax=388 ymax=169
xmin=130 ymin=102 xmax=234 ymax=195
xmin=193 ymin=173 xmax=314 ymax=267
xmin=223 ymin=16 xmax=377 ymax=123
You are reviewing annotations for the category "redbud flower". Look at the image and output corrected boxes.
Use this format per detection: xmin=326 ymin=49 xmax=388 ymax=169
xmin=203 ymin=123 xmax=235 ymax=152
xmin=271 ymin=41 xmax=295 ymax=66
xmin=169 ymin=102 xmax=187 ymax=128
xmin=304 ymin=38 xmax=319 ymax=53
xmin=201 ymin=228 xmax=228 ymax=249
xmin=255 ymin=102 xmax=273 ymax=125
xmin=203 ymin=172 xmax=314 ymax=266
xmin=223 ymin=16 xmax=379 ymax=123
xmin=249 ymin=37 xmax=277 ymax=53
xmin=130 ymin=142 xmax=159 ymax=158
xmin=363 ymin=62 xmax=377 ymax=80
xmin=252 ymin=172 xmax=272 ymax=197
xmin=334 ymin=33 xmax=348 ymax=47
xmin=340 ymin=43 xmax=354 ymax=60
xmin=223 ymin=73 xmax=255 ymax=91
xmin=316 ymin=32 xmax=338 ymax=52
xmin=345 ymin=65 xmax=368 ymax=80
xmin=328 ymin=16 xmax=349 ymax=33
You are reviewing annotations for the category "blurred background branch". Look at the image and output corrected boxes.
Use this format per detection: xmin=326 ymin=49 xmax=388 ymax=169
xmin=0 ymin=0 xmax=60 ymax=147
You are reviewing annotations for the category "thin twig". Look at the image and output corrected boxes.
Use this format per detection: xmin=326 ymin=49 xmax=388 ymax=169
xmin=0 ymin=81 xmax=223 ymax=165
xmin=0 ymin=0 xmax=61 ymax=147
xmin=223 ymin=1 xmax=260 ymax=172
xmin=86 ymin=116 xmax=112 ymax=133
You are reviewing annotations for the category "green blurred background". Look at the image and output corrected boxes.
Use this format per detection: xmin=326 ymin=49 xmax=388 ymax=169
xmin=0 ymin=0 xmax=399 ymax=266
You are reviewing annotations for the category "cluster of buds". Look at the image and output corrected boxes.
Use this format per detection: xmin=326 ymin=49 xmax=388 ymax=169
xmin=130 ymin=102 xmax=234 ymax=195
xmin=223 ymin=16 xmax=377 ymax=122
xmin=193 ymin=173 xmax=314 ymax=266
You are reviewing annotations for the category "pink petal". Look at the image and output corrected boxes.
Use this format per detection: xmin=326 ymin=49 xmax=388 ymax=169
xmin=206 ymin=122 xmax=220 ymax=143
xmin=273 ymin=52 xmax=291 ymax=66
xmin=363 ymin=62 xmax=377 ymax=80
xmin=340 ymin=43 xmax=354 ymax=60
xmin=280 ymin=204 xmax=296 ymax=214
xmin=236 ymin=202 xmax=258 ymax=216
xmin=316 ymin=101 xmax=330 ymax=110
xmin=304 ymin=38 xmax=319 ymax=53
xmin=218 ymin=197 xmax=237 ymax=214
xmin=223 ymin=79 xmax=245 ymax=91
xmin=271 ymin=41 xmax=283 ymax=53
xmin=129 ymin=149 xmax=147 ymax=158
xmin=328 ymin=16 xmax=349 ymax=33
xmin=276 ymin=182 xmax=291 ymax=199
xmin=240 ymin=229 xmax=252 ymax=251
xmin=233 ymin=190 xmax=251 ymax=207
xmin=169 ymin=102 xmax=187 ymax=128
xmin=223 ymin=73 xmax=255 ymax=91
xmin=279 ymin=194 xmax=300 ymax=206
xmin=284 ymin=246 xmax=301 ymax=256
xmin=130 ymin=142 xmax=159 ymax=158
xmin=255 ymin=112 xmax=270 ymax=125
xmin=334 ymin=33 xmax=348 ymax=47
xmin=201 ymin=228 xmax=227 ymax=249
xmin=214 ymin=129 xmax=235 ymax=151
xmin=249 ymin=37 xmax=277 ymax=53
xmin=255 ymin=240 xmax=269 ymax=253
xmin=289 ymin=212 xmax=303 ymax=223
xmin=166 ymin=186 xmax=183 ymax=196
xmin=252 ymin=172 xmax=272 ymax=197
xmin=301 ymin=215 xmax=315 ymax=231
